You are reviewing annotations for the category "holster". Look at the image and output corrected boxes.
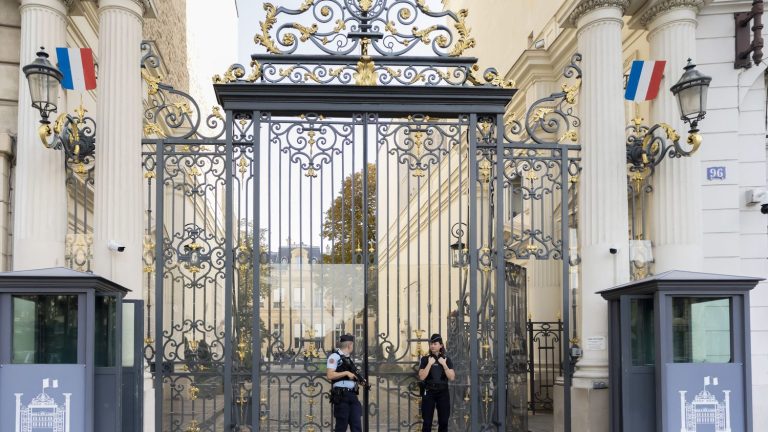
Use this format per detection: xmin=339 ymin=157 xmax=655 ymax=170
xmin=329 ymin=388 xmax=343 ymax=405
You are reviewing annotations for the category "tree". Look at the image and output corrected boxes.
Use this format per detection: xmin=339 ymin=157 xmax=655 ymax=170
xmin=321 ymin=163 xmax=377 ymax=264
xmin=319 ymin=164 xmax=379 ymax=353
xmin=233 ymin=220 xmax=270 ymax=366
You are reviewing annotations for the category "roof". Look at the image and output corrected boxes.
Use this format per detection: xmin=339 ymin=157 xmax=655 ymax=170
xmin=0 ymin=267 xmax=130 ymax=294
xmin=598 ymin=270 xmax=763 ymax=300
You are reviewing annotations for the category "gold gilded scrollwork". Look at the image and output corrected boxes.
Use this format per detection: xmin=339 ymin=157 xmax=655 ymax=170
xmin=246 ymin=60 xmax=262 ymax=82
xmin=448 ymin=9 xmax=475 ymax=57
xmin=212 ymin=64 xmax=245 ymax=84
xmin=254 ymin=3 xmax=282 ymax=54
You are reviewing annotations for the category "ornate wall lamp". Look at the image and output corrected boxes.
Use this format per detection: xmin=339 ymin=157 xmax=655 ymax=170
xmin=22 ymin=47 xmax=96 ymax=163
xmin=626 ymin=60 xmax=711 ymax=171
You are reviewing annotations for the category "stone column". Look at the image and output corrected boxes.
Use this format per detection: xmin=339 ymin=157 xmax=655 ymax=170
xmin=92 ymin=0 xmax=144 ymax=298
xmin=13 ymin=0 xmax=69 ymax=270
xmin=645 ymin=1 xmax=703 ymax=273
xmin=93 ymin=2 xmax=152 ymax=431
xmin=569 ymin=2 xmax=630 ymax=431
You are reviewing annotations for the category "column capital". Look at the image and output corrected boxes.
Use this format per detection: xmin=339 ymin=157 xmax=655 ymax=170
xmin=636 ymin=0 xmax=703 ymax=29
xmin=98 ymin=0 xmax=153 ymax=18
xmin=567 ymin=0 xmax=629 ymax=27
xmin=19 ymin=0 xmax=69 ymax=15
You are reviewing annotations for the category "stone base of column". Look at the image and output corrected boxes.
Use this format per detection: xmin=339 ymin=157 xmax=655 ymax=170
xmin=652 ymin=243 xmax=701 ymax=273
xmin=143 ymin=373 xmax=155 ymax=432
xmin=13 ymin=239 xmax=65 ymax=269
xmin=554 ymin=377 xmax=611 ymax=432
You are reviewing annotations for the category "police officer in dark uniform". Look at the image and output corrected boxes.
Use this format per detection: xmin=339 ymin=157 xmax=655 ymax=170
xmin=417 ymin=333 xmax=455 ymax=432
xmin=327 ymin=334 xmax=365 ymax=432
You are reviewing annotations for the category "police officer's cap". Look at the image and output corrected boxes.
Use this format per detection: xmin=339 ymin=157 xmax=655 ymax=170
xmin=340 ymin=334 xmax=354 ymax=343
xmin=430 ymin=333 xmax=443 ymax=344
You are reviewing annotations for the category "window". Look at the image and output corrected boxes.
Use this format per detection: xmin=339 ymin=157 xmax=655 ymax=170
xmin=95 ymin=296 xmax=117 ymax=367
xmin=630 ymin=298 xmax=654 ymax=366
xmin=12 ymin=295 xmax=79 ymax=364
xmin=272 ymin=288 xmax=284 ymax=308
xmin=672 ymin=297 xmax=732 ymax=363
xmin=313 ymin=287 xmax=324 ymax=308
xmin=292 ymin=288 xmax=305 ymax=309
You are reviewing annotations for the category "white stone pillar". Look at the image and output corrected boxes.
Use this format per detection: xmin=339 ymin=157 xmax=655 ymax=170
xmin=13 ymin=0 xmax=69 ymax=270
xmin=645 ymin=2 xmax=703 ymax=273
xmin=93 ymin=1 xmax=152 ymax=431
xmin=93 ymin=0 xmax=144 ymax=297
xmin=569 ymin=2 xmax=630 ymax=431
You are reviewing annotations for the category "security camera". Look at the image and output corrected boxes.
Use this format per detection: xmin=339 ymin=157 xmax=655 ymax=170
xmin=108 ymin=240 xmax=126 ymax=253
xmin=609 ymin=245 xmax=619 ymax=255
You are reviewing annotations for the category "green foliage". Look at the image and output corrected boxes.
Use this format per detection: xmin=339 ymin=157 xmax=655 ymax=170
xmin=321 ymin=163 xmax=377 ymax=264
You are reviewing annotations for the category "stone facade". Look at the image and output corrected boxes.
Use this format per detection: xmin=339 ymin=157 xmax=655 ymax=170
xmin=143 ymin=0 xmax=188 ymax=91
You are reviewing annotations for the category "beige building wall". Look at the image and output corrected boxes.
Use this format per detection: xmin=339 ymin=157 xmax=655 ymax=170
xmin=444 ymin=0 xmax=567 ymax=73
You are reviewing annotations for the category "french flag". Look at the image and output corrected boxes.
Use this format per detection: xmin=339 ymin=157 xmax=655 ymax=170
xmin=56 ymin=47 xmax=97 ymax=91
xmin=624 ymin=60 xmax=666 ymax=102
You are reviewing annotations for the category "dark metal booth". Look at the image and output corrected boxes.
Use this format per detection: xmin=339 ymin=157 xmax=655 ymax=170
xmin=0 ymin=267 xmax=143 ymax=432
xmin=599 ymin=270 xmax=760 ymax=432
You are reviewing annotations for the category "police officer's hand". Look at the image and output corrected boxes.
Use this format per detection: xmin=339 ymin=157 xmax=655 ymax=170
xmin=346 ymin=371 xmax=357 ymax=380
xmin=427 ymin=356 xmax=436 ymax=367
xmin=437 ymin=357 xmax=447 ymax=367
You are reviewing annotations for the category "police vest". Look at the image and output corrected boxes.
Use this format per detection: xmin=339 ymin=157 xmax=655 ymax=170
xmin=422 ymin=355 xmax=449 ymax=388
xmin=329 ymin=350 xmax=355 ymax=384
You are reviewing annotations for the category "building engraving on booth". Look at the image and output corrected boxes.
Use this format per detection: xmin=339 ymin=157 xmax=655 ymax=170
xmin=14 ymin=379 xmax=71 ymax=432
xmin=678 ymin=376 xmax=733 ymax=432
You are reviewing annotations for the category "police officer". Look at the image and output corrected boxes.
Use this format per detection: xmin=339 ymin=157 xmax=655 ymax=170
xmin=327 ymin=334 xmax=364 ymax=432
xmin=417 ymin=333 xmax=455 ymax=432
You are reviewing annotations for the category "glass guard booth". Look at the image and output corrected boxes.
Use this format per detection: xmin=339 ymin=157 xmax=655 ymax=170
xmin=599 ymin=270 xmax=761 ymax=432
xmin=0 ymin=267 xmax=140 ymax=432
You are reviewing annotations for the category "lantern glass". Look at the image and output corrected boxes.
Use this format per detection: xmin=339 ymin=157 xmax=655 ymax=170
xmin=22 ymin=48 xmax=63 ymax=121
xmin=449 ymin=242 xmax=467 ymax=268
xmin=670 ymin=60 xmax=711 ymax=126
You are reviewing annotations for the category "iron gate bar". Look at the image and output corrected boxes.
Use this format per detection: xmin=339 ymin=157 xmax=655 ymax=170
xmin=252 ymin=110 xmax=263 ymax=431
xmin=468 ymin=113 xmax=479 ymax=432
xmin=153 ymin=137 xmax=164 ymax=432
xmin=495 ymin=112 xmax=506 ymax=430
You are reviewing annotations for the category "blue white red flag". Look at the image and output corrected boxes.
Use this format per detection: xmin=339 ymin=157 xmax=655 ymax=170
xmin=56 ymin=47 xmax=97 ymax=91
xmin=624 ymin=60 xmax=666 ymax=102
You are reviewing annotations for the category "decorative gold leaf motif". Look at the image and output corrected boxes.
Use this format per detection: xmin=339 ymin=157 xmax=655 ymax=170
xmin=298 ymin=0 xmax=314 ymax=11
xmin=144 ymin=122 xmax=165 ymax=137
xmin=321 ymin=6 xmax=331 ymax=16
xmin=292 ymin=23 xmax=318 ymax=42
xmin=413 ymin=25 xmax=438 ymax=44
xmin=246 ymin=60 xmax=262 ymax=82
xmin=254 ymin=3 xmax=281 ymax=54
xmin=399 ymin=8 xmax=411 ymax=20
xmin=211 ymin=106 xmax=224 ymax=122
xmin=212 ymin=65 xmax=245 ymax=84
xmin=562 ymin=82 xmax=581 ymax=105
xmin=559 ymin=130 xmax=578 ymax=143
xmin=279 ymin=66 xmax=297 ymax=77
xmin=334 ymin=19 xmax=346 ymax=32
xmin=385 ymin=20 xmax=397 ymax=34
xmin=383 ymin=67 xmax=403 ymax=78
xmin=448 ymin=9 xmax=475 ymax=57
xmin=141 ymin=69 xmax=162 ymax=96
xmin=359 ymin=0 xmax=372 ymax=12
xmin=354 ymin=56 xmax=377 ymax=86
xmin=467 ymin=65 xmax=515 ymax=89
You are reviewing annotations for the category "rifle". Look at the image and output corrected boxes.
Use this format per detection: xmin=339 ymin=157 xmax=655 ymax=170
xmin=352 ymin=366 xmax=372 ymax=388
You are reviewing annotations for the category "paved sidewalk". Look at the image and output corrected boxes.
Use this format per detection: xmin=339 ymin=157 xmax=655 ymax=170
xmin=528 ymin=413 xmax=553 ymax=432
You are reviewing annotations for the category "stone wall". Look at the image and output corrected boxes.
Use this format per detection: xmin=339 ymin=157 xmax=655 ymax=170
xmin=143 ymin=0 xmax=188 ymax=91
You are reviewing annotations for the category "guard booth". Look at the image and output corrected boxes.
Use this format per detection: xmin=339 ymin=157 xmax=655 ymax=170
xmin=599 ymin=270 xmax=761 ymax=432
xmin=0 ymin=267 xmax=143 ymax=432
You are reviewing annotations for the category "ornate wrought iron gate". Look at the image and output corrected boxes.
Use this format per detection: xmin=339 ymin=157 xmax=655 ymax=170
xmin=141 ymin=2 xmax=581 ymax=431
